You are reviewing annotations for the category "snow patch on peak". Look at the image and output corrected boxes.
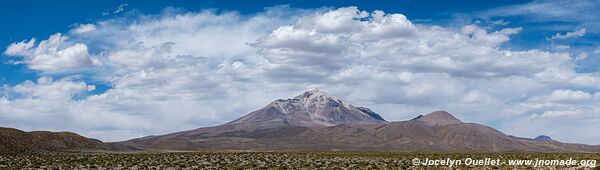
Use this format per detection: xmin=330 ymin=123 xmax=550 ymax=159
xmin=231 ymin=88 xmax=388 ymax=127
xmin=293 ymin=88 xmax=368 ymax=116
xmin=305 ymin=87 xmax=322 ymax=93
xmin=296 ymin=88 xmax=333 ymax=99
xmin=298 ymin=89 xmax=378 ymax=121
xmin=271 ymin=99 xmax=302 ymax=114
xmin=295 ymin=88 xmax=342 ymax=108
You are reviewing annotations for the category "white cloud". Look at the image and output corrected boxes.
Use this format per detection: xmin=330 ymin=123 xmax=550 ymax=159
xmin=4 ymin=33 xmax=94 ymax=71
xmin=549 ymin=28 xmax=587 ymax=40
xmin=1 ymin=7 xmax=304 ymax=141
xmin=114 ymin=4 xmax=128 ymax=14
xmin=254 ymin=8 xmax=542 ymax=81
xmin=546 ymin=89 xmax=593 ymax=103
xmin=2 ymin=6 xmax=600 ymax=144
xmin=73 ymin=24 xmax=96 ymax=34
xmin=553 ymin=44 xmax=570 ymax=50
xmin=4 ymin=38 xmax=36 ymax=55
xmin=501 ymin=88 xmax=600 ymax=142
xmin=10 ymin=77 xmax=95 ymax=100
xmin=540 ymin=109 xmax=590 ymax=118
xmin=575 ymin=52 xmax=588 ymax=61
xmin=480 ymin=0 xmax=600 ymax=26
xmin=491 ymin=19 xmax=510 ymax=26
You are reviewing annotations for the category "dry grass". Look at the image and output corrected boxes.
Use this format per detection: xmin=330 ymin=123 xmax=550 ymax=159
xmin=0 ymin=151 xmax=598 ymax=169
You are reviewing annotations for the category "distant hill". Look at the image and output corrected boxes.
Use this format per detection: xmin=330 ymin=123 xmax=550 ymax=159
xmin=2 ymin=88 xmax=598 ymax=153
xmin=535 ymin=135 xmax=553 ymax=141
xmin=0 ymin=127 xmax=106 ymax=153
xmin=118 ymin=88 xmax=600 ymax=152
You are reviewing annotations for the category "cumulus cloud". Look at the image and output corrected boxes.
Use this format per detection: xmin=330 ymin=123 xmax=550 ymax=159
xmin=546 ymin=89 xmax=593 ymax=103
xmin=4 ymin=33 xmax=94 ymax=71
xmin=73 ymin=24 xmax=96 ymax=34
xmin=254 ymin=7 xmax=546 ymax=82
xmin=2 ymin=6 xmax=600 ymax=144
xmin=1 ymin=7 xmax=304 ymax=141
xmin=501 ymin=88 xmax=600 ymax=143
xmin=10 ymin=77 xmax=95 ymax=100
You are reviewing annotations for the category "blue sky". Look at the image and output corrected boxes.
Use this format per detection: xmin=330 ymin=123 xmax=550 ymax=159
xmin=1 ymin=0 xmax=600 ymax=144
xmin=4 ymin=0 xmax=595 ymax=85
xmin=7 ymin=0 xmax=592 ymax=86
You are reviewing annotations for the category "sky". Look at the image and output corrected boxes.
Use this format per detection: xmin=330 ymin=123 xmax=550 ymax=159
xmin=1 ymin=0 xmax=600 ymax=144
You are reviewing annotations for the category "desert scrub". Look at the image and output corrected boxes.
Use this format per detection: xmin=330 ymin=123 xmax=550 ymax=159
xmin=0 ymin=152 xmax=598 ymax=169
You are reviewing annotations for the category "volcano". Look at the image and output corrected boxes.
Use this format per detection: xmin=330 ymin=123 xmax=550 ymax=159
xmin=115 ymin=88 xmax=600 ymax=152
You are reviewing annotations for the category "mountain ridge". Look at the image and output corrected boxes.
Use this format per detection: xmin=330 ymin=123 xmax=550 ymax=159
xmin=227 ymin=88 xmax=387 ymax=127
xmin=117 ymin=89 xmax=600 ymax=152
xmin=1 ymin=88 xmax=598 ymax=153
xmin=0 ymin=127 xmax=107 ymax=153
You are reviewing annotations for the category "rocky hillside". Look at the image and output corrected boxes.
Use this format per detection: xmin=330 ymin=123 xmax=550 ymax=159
xmin=119 ymin=89 xmax=600 ymax=152
xmin=227 ymin=88 xmax=387 ymax=127
xmin=0 ymin=127 xmax=106 ymax=153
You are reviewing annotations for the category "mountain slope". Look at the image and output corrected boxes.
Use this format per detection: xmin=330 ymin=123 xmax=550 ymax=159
xmin=228 ymin=88 xmax=387 ymax=127
xmin=119 ymin=89 xmax=600 ymax=152
xmin=140 ymin=88 xmax=387 ymax=142
xmin=412 ymin=111 xmax=462 ymax=126
xmin=0 ymin=127 xmax=107 ymax=153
